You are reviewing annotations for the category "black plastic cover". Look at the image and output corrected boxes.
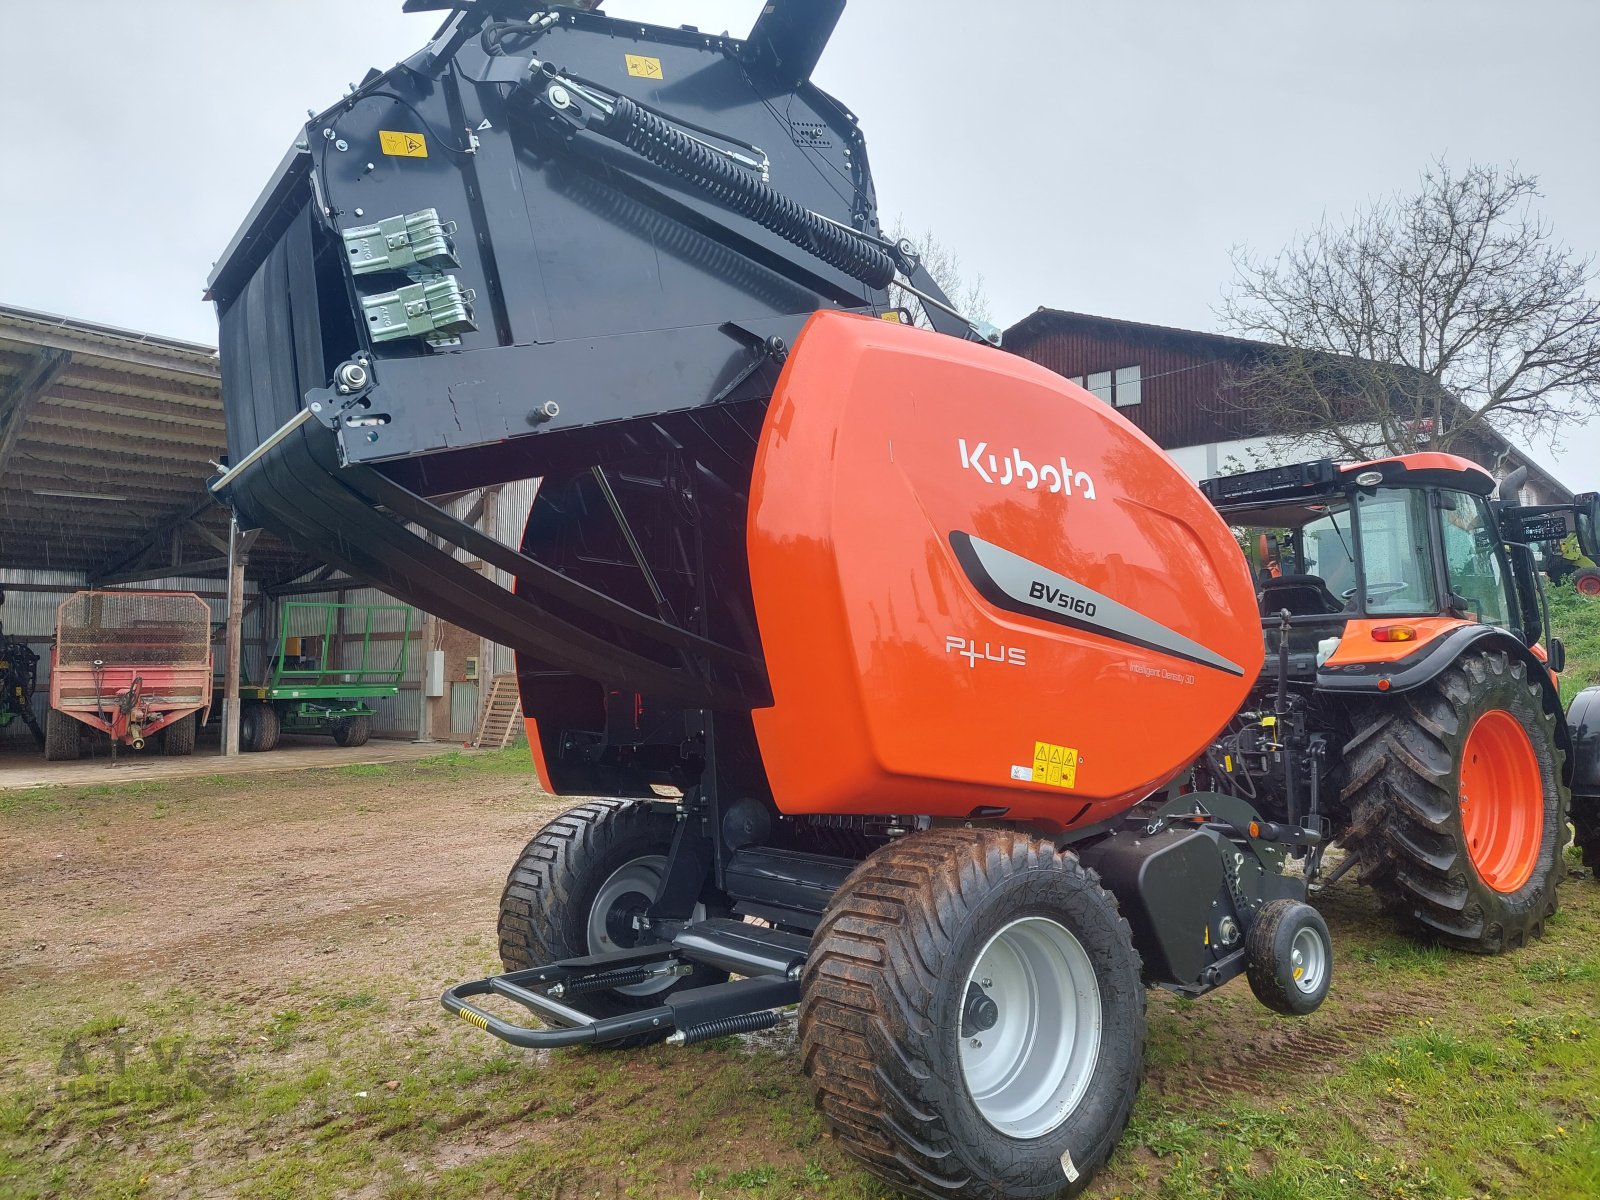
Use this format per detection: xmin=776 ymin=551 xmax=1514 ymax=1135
xmin=1077 ymin=828 xmax=1224 ymax=989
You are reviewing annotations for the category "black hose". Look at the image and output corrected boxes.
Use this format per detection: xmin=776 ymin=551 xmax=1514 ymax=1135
xmin=599 ymin=95 xmax=894 ymax=289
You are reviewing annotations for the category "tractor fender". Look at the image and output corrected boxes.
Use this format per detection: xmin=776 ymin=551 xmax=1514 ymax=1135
xmin=1319 ymin=623 xmax=1573 ymax=784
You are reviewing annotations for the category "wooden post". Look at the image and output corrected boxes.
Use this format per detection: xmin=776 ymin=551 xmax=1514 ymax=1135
xmin=222 ymin=514 xmax=246 ymax=756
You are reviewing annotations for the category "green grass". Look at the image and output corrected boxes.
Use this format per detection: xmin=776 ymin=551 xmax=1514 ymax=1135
xmin=3 ymin=882 xmax=1598 ymax=1198
xmin=0 ymin=745 xmax=533 ymax=820
xmin=1546 ymin=581 xmax=1600 ymax=701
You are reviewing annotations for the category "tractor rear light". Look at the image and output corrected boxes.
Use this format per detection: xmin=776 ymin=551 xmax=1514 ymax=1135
xmin=1371 ymin=625 xmax=1417 ymax=642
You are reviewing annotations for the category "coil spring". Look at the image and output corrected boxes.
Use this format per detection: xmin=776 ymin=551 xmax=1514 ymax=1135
xmin=605 ymin=95 xmax=895 ymax=290
xmin=559 ymin=965 xmax=660 ymax=996
xmin=674 ymin=1009 xmax=781 ymax=1046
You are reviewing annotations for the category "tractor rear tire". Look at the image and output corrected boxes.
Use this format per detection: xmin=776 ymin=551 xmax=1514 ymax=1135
xmin=241 ymin=702 xmax=280 ymax=753
xmin=800 ymin=828 xmax=1145 ymax=1200
xmin=331 ymin=715 xmax=371 ymax=747
xmin=44 ymin=708 xmax=80 ymax=762
xmin=1342 ymin=650 xmax=1567 ymax=953
xmin=498 ymin=799 xmax=725 ymax=1045
xmin=160 ymin=714 xmax=196 ymax=756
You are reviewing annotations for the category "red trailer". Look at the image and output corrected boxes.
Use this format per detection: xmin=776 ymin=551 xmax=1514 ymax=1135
xmin=45 ymin=591 xmax=213 ymax=761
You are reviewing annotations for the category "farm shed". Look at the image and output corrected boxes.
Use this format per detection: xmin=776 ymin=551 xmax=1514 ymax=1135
xmin=0 ymin=303 xmax=531 ymax=754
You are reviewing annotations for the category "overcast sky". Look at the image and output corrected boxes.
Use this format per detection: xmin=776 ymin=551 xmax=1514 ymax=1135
xmin=4 ymin=0 xmax=1598 ymax=479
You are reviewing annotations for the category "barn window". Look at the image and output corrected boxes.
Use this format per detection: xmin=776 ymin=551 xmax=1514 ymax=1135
xmin=1086 ymin=371 xmax=1112 ymax=400
xmin=1114 ymin=365 xmax=1142 ymax=407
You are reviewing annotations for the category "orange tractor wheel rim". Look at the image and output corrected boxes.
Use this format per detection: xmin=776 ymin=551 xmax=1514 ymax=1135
xmin=1458 ymin=710 xmax=1542 ymax=893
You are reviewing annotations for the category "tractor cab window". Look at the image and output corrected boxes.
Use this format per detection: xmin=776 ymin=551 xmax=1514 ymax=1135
xmin=1352 ymin=488 xmax=1437 ymax=615
xmin=1438 ymin=491 xmax=1512 ymax=628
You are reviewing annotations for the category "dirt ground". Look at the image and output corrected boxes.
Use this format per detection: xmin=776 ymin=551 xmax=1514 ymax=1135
xmin=2 ymin=751 xmax=1598 ymax=1199
xmin=0 ymin=749 xmax=557 ymax=1001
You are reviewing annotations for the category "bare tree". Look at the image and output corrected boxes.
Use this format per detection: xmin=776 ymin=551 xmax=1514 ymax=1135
xmin=1220 ymin=162 xmax=1600 ymax=460
xmin=886 ymin=217 xmax=992 ymax=329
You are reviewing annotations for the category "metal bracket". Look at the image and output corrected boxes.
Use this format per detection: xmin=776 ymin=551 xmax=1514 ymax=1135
xmin=342 ymin=208 xmax=461 ymax=277
xmin=305 ymin=357 xmax=378 ymax=429
xmin=360 ymin=276 xmax=477 ymax=344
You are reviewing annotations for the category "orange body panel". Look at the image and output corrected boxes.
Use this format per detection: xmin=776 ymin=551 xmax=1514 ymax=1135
xmin=746 ymin=313 xmax=1264 ymax=830
xmin=1321 ymin=617 xmax=1469 ymax=667
xmin=523 ymin=716 xmax=552 ymax=792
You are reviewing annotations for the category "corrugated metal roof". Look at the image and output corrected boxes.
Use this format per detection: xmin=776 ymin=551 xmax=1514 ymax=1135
xmin=0 ymin=303 xmax=300 ymax=579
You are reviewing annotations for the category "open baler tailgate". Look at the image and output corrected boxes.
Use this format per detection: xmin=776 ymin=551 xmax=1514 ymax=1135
xmin=208 ymin=1 xmax=929 ymax=720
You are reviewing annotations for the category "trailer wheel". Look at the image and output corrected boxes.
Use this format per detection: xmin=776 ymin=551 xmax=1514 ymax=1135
xmin=44 ymin=708 xmax=80 ymax=762
xmin=800 ymin=828 xmax=1144 ymax=1200
xmin=1575 ymin=569 xmax=1600 ymax=598
xmin=1245 ymin=899 xmax=1332 ymax=1016
xmin=331 ymin=715 xmax=371 ymax=747
xmin=160 ymin=714 xmax=197 ymax=756
xmin=241 ymin=702 xmax=280 ymax=753
xmin=498 ymin=799 xmax=724 ymax=1044
xmin=1342 ymin=650 xmax=1567 ymax=953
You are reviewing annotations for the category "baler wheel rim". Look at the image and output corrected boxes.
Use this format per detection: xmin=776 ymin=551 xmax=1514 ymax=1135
xmin=585 ymin=854 xmax=705 ymax=998
xmin=959 ymin=915 xmax=1102 ymax=1139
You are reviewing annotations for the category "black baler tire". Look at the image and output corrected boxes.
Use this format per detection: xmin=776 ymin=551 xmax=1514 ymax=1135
xmin=44 ymin=708 xmax=80 ymax=762
xmin=1245 ymin=899 xmax=1333 ymax=1016
xmin=332 ymin=715 xmax=371 ymax=747
xmin=160 ymin=714 xmax=197 ymax=756
xmin=1574 ymin=798 xmax=1600 ymax=872
xmin=1341 ymin=650 xmax=1567 ymax=953
xmin=241 ymin=702 xmax=280 ymax=753
xmin=497 ymin=799 xmax=725 ymax=1046
xmin=799 ymin=828 xmax=1146 ymax=1200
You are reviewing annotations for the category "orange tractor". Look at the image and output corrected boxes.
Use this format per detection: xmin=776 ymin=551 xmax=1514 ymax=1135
xmin=208 ymin=3 xmax=1590 ymax=1195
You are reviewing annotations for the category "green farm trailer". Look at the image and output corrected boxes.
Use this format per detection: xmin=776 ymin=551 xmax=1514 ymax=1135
xmin=236 ymin=602 xmax=410 ymax=752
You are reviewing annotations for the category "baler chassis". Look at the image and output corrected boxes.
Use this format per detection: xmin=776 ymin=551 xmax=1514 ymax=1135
xmin=446 ymin=922 xmax=803 ymax=1049
xmin=444 ymin=786 xmax=1323 ymax=1052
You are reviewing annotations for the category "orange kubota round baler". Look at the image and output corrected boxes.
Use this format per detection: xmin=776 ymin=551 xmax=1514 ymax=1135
xmin=209 ymin=4 xmax=1577 ymax=1195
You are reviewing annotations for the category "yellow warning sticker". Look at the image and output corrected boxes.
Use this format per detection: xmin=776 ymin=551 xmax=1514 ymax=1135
xmin=379 ymin=130 xmax=428 ymax=158
xmin=1032 ymin=741 xmax=1079 ymax=790
xmin=625 ymin=54 xmax=664 ymax=79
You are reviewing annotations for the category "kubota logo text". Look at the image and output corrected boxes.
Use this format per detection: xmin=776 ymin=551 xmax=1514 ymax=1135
xmin=957 ymin=440 xmax=1097 ymax=498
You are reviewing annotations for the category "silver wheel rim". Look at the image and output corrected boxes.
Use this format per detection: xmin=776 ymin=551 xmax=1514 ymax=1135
xmin=586 ymin=854 xmax=704 ymax=998
xmin=1290 ymin=926 xmax=1326 ymax=994
xmin=959 ymin=916 xmax=1103 ymax=1139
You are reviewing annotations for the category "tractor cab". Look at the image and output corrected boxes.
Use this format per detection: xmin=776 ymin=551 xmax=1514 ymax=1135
xmin=1201 ymin=454 xmax=1553 ymax=685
